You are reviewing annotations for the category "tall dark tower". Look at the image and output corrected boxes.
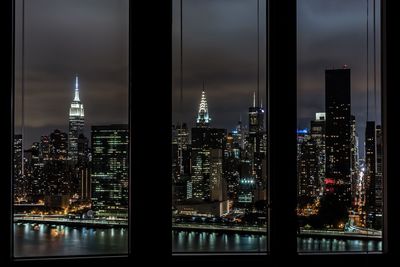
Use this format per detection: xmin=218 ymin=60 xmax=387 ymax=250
xmin=68 ymin=75 xmax=85 ymax=164
xmin=325 ymin=68 xmax=351 ymax=207
xmin=248 ymin=92 xmax=266 ymax=200
xmin=365 ymin=121 xmax=376 ymax=227
xmin=374 ymin=125 xmax=383 ymax=229
xmin=248 ymin=92 xmax=264 ymax=141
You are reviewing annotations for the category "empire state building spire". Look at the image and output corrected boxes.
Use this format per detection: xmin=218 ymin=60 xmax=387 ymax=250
xmin=69 ymin=75 xmax=85 ymax=163
xmin=196 ymin=88 xmax=211 ymax=127
xmin=74 ymin=75 xmax=80 ymax=102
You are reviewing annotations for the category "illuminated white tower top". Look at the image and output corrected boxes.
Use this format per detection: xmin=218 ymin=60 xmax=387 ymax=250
xmin=69 ymin=75 xmax=84 ymax=117
xmin=68 ymin=75 xmax=85 ymax=163
xmin=196 ymin=89 xmax=211 ymax=127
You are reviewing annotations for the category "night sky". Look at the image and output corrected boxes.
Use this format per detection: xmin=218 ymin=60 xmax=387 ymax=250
xmin=14 ymin=0 xmax=129 ymax=148
xmin=14 ymin=0 xmax=381 ymax=159
xmin=172 ymin=0 xmax=381 ymax=158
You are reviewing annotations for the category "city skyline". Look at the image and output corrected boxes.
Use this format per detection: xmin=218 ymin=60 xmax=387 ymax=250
xmin=172 ymin=0 xmax=381 ymax=159
xmin=14 ymin=0 xmax=129 ymax=149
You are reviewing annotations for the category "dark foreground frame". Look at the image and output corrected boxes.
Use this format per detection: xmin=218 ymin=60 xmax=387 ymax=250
xmin=2 ymin=0 xmax=399 ymax=266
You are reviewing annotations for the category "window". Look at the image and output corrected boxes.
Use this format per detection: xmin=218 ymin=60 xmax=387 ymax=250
xmin=13 ymin=0 xmax=129 ymax=258
xmin=3 ymin=0 xmax=395 ymax=264
xmin=296 ymin=0 xmax=383 ymax=253
xmin=172 ymin=0 xmax=268 ymax=254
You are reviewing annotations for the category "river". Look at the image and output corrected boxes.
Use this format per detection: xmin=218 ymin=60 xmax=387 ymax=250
xmin=172 ymin=230 xmax=382 ymax=253
xmin=13 ymin=223 xmax=382 ymax=257
xmin=14 ymin=223 xmax=128 ymax=257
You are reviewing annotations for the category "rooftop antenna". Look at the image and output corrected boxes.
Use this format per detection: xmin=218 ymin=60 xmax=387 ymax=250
xmin=74 ymin=74 xmax=80 ymax=101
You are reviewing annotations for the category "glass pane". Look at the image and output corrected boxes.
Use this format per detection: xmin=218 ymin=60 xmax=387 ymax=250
xmin=172 ymin=0 xmax=268 ymax=254
xmin=13 ymin=0 xmax=129 ymax=257
xmin=297 ymin=0 xmax=382 ymax=253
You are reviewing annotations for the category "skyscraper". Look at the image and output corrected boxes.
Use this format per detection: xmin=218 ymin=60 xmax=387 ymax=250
xmin=325 ymin=68 xmax=352 ymax=207
xmin=40 ymin=135 xmax=50 ymax=161
xmin=310 ymin=112 xmax=326 ymax=196
xmin=50 ymin=129 xmax=68 ymax=161
xmin=68 ymin=75 xmax=85 ymax=164
xmin=77 ymin=134 xmax=90 ymax=200
xmin=297 ymin=131 xmax=319 ymax=199
xmin=190 ymin=90 xmax=226 ymax=201
xmin=248 ymin=92 xmax=266 ymax=200
xmin=91 ymin=124 xmax=129 ymax=218
xmin=365 ymin=121 xmax=376 ymax=228
xmin=14 ymin=135 xmax=23 ymax=200
xmin=375 ymin=125 xmax=383 ymax=229
xmin=172 ymin=123 xmax=191 ymax=203
xmin=350 ymin=115 xmax=359 ymax=206
xmin=45 ymin=129 xmax=73 ymax=198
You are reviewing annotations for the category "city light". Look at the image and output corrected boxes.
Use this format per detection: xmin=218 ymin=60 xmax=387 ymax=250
xmin=14 ymin=76 xmax=129 ymax=256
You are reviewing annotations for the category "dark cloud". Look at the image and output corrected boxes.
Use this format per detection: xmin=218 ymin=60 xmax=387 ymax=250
xmin=172 ymin=0 xmax=267 ymax=130
xmin=297 ymin=0 xmax=381 ymax=158
xmin=172 ymin=0 xmax=381 ymax=159
xmin=14 ymin=0 xmax=129 ymax=148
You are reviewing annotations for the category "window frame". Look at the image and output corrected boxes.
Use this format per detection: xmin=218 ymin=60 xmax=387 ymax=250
xmin=2 ymin=0 xmax=397 ymax=265
xmin=3 ymin=0 xmax=137 ymax=264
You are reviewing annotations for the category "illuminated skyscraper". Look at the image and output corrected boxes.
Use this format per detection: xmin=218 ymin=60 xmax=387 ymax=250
xmin=50 ymin=129 xmax=68 ymax=161
xmin=365 ymin=121 xmax=376 ymax=228
xmin=191 ymin=90 xmax=226 ymax=201
xmin=14 ymin=135 xmax=23 ymax=199
xmin=248 ymin=92 xmax=266 ymax=200
xmin=91 ymin=124 xmax=129 ymax=218
xmin=172 ymin=123 xmax=191 ymax=203
xmin=311 ymin=112 xmax=326 ymax=196
xmin=350 ymin=115 xmax=359 ymax=206
xmin=374 ymin=125 xmax=383 ymax=229
xmin=325 ymin=68 xmax=351 ymax=207
xmin=77 ymin=134 xmax=90 ymax=200
xmin=297 ymin=130 xmax=319 ymax=199
xmin=68 ymin=75 xmax=85 ymax=164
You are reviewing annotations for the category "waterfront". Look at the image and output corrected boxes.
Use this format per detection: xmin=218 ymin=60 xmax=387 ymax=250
xmin=172 ymin=230 xmax=382 ymax=253
xmin=14 ymin=223 xmax=128 ymax=257
xmin=13 ymin=224 xmax=382 ymax=256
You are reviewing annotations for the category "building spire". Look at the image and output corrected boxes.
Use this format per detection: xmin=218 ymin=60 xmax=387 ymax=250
xmin=74 ymin=75 xmax=80 ymax=102
xmin=196 ymin=84 xmax=211 ymax=127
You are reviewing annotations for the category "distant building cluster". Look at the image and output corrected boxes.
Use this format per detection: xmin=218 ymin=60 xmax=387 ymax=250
xmin=297 ymin=68 xmax=383 ymax=230
xmin=14 ymin=76 xmax=129 ymax=219
xmin=172 ymin=90 xmax=267 ymax=217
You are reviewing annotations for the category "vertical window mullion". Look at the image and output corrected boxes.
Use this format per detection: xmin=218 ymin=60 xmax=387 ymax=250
xmin=268 ymin=0 xmax=298 ymax=259
xmin=2 ymin=0 xmax=14 ymax=263
xmin=383 ymin=0 xmax=397 ymax=257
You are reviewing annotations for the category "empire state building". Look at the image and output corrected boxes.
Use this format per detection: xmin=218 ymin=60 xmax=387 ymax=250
xmin=68 ymin=75 xmax=85 ymax=164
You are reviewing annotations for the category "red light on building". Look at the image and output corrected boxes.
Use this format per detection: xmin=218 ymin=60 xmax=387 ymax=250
xmin=324 ymin=178 xmax=335 ymax=185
